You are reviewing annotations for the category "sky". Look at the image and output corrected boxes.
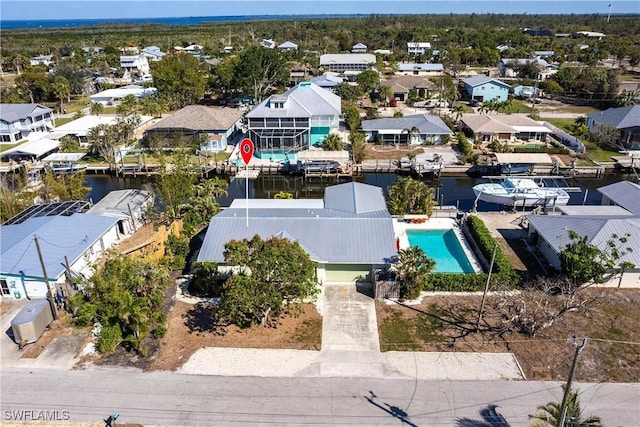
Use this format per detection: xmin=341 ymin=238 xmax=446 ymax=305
xmin=1 ymin=0 xmax=638 ymax=21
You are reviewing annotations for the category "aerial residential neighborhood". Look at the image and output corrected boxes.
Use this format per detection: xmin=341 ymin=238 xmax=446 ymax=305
xmin=1 ymin=5 xmax=639 ymax=426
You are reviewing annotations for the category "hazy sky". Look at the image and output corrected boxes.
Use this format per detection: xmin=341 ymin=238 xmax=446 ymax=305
xmin=1 ymin=0 xmax=638 ymax=21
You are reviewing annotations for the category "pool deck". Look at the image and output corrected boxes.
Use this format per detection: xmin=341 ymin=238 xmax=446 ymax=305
xmin=392 ymin=216 xmax=484 ymax=274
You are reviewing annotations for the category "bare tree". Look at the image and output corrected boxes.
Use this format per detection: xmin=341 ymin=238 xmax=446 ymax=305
xmin=491 ymin=277 xmax=603 ymax=337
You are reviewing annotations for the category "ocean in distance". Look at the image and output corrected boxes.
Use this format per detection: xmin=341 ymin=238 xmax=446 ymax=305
xmin=1 ymin=14 xmax=369 ymax=30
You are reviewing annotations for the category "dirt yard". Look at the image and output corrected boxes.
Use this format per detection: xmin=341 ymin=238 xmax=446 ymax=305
xmin=376 ymin=290 xmax=640 ymax=383
xmin=148 ymin=301 xmax=322 ymax=371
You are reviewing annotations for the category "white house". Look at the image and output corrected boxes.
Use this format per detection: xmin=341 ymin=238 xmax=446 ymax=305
xmin=0 ymin=104 xmax=54 ymax=144
xmin=361 ymin=114 xmax=453 ymax=145
xmin=407 ymin=42 xmax=431 ymax=55
xmin=89 ymin=85 xmax=157 ymax=106
xmin=120 ymin=54 xmax=150 ymax=76
xmin=51 ymin=114 xmax=154 ymax=146
xmin=351 ymin=43 xmax=368 ymax=53
xmin=29 ymin=55 xmax=54 ymax=67
xmin=261 ymin=39 xmax=276 ymax=49
xmin=87 ymin=189 xmax=154 ymax=235
xmin=141 ymin=46 xmax=165 ymax=61
xmin=319 ymin=54 xmax=376 ymax=74
xmin=0 ymin=211 xmax=121 ymax=300
xmin=397 ymin=63 xmax=444 ymax=76
xmin=278 ymin=41 xmax=298 ymax=52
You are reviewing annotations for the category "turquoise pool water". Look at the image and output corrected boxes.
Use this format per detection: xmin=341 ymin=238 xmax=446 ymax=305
xmin=406 ymin=229 xmax=475 ymax=273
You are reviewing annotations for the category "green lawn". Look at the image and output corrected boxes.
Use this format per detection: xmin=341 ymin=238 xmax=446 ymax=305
xmin=0 ymin=141 xmax=24 ymax=152
xmin=508 ymin=99 xmax=536 ymax=114
xmin=542 ymin=118 xmax=575 ymax=131
xmin=54 ymin=117 xmax=75 ymax=126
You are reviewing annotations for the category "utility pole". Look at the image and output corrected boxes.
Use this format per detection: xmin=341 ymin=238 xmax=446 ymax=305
xmin=476 ymin=243 xmax=498 ymax=331
xmin=558 ymin=337 xmax=587 ymax=427
xmin=33 ymin=235 xmax=59 ymax=319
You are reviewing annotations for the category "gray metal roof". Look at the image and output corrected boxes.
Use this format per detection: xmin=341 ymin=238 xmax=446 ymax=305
xmin=229 ymin=199 xmax=324 ymax=209
xmin=1 ymin=213 xmax=118 ymax=280
xmin=597 ymin=180 xmax=640 ymax=214
xmin=0 ymin=103 xmax=52 ymax=123
xmin=197 ymin=182 xmax=396 ymax=264
xmin=500 ymin=58 xmax=550 ymax=68
xmin=361 ymin=114 xmax=453 ymax=135
xmin=308 ymin=74 xmax=343 ymax=87
xmin=324 ymin=182 xmax=388 ymax=213
xmin=247 ymin=82 xmax=341 ymax=119
xmin=87 ymin=189 xmax=153 ymax=220
xmin=463 ymin=75 xmax=510 ymax=88
xmin=398 ymin=63 xmax=444 ymax=72
xmin=557 ymin=205 xmax=634 ymax=216
xmin=587 ymin=105 xmax=640 ymax=130
xmin=526 ymin=215 xmax=640 ymax=266
xmin=319 ymin=54 xmax=376 ymax=66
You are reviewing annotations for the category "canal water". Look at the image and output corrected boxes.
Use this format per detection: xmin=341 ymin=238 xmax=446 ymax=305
xmin=86 ymin=173 xmax=630 ymax=212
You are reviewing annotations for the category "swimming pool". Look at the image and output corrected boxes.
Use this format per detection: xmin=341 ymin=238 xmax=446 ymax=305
xmin=406 ymin=229 xmax=475 ymax=273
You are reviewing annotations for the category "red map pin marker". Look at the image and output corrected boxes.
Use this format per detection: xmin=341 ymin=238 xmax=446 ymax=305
xmin=239 ymin=138 xmax=254 ymax=165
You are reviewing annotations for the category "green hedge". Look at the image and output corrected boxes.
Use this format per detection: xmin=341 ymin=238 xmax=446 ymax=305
xmin=457 ymin=132 xmax=473 ymax=157
xmin=465 ymin=215 xmax=520 ymax=286
xmin=426 ymin=273 xmax=487 ymax=291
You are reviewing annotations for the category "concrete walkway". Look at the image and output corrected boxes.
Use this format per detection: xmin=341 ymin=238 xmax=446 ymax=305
xmin=315 ymin=282 xmax=401 ymax=378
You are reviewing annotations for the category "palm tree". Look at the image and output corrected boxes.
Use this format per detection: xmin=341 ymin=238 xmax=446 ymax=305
xmin=117 ymin=94 xmax=138 ymax=117
xmin=529 ymin=385 xmax=603 ymax=427
xmin=452 ymin=103 xmax=465 ymax=122
xmin=392 ymin=246 xmax=435 ymax=299
xmin=90 ymin=101 xmax=104 ymax=116
xmin=57 ymin=135 xmax=79 ymax=153
xmin=322 ymin=133 xmax=344 ymax=151
xmin=378 ymin=84 xmax=394 ymax=109
xmin=401 ymin=126 xmax=421 ymax=146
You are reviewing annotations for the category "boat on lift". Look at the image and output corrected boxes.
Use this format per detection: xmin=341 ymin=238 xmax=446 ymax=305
xmin=472 ymin=176 xmax=580 ymax=208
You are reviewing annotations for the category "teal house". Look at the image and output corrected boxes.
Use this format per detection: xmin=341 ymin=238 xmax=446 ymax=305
xmin=246 ymin=82 xmax=341 ymax=161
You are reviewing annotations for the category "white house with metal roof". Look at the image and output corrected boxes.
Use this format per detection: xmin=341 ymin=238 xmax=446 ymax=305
xmin=87 ymin=189 xmax=154 ymax=235
xmin=597 ymin=180 xmax=640 ymax=215
xmin=246 ymin=82 xmax=341 ymax=160
xmin=0 ymin=104 xmax=55 ymax=144
xmin=407 ymin=42 xmax=431 ymax=55
xmin=586 ymin=105 xmax=640 ymax=149
xmin=89 ymin=85 xmax=157 ymax=106
xmin=361 ymin=114 xmax=453 ymax=145
xmin=197 ymin=182 xmax=397 ymax=284
xmin=525 ymin=215 xmax=640 ymax=288
xmin=278 ymin=41 xmax=298 ymax=52
xmin=351 ymin=43 xmax=368 ymax=53
xmin=397 ymin=63 xmax=444 ymax=76
xmin=0 ymin=213 xmax=121 ymax=300
xmin=319 ymin=54 xmax=376 ymax=75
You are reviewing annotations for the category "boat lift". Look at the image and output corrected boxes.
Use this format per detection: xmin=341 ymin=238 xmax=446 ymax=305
xmin=472 ymin=175 xmax=582 ymax=213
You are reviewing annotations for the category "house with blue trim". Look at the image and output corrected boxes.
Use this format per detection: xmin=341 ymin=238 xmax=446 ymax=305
xmin=1 ymin=210 xmax=121 ymax=300
xmin=361 ymin=114 xmax=452 ymax=145
xmin=462 ymin=75 xmax=510 ymax=103
xmin=246 ymin=82 xmax=341 ymax=160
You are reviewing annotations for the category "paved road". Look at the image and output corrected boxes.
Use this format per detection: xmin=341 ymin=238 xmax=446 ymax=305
xmin=1 ymin=368 xmax=638 ymax=426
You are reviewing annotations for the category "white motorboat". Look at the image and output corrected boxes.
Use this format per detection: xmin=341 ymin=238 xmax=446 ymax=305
xmin=472 ymin=177 xmax=571 ymax=207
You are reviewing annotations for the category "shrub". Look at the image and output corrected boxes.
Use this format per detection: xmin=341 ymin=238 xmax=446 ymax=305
xmin=466 ymin=215 xmax=520 ymax=286
xmin=96 ymin=324 xmax=122 ymax=353
xmin=426 ymin=273 xmax=487 ymax=291
xmin=152 ymin=323 xmax=167 ymax=339
xmin=166 ymin=234 xmax=189 ymax=271
xmin=456 ymin=132 xmax=475 ymax=163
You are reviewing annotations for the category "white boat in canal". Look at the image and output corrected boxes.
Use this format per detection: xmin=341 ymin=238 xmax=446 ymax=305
xmin=473 ymin=177 xmax=574 ymax=207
